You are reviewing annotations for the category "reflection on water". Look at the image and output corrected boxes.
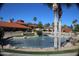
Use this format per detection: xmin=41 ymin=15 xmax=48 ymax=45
xmin=10 ymin=36 xmax=68 ymax=48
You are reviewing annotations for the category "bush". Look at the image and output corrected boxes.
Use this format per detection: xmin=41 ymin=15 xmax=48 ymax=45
xmin=0 ymin=28 xmax=4 ymax=39
xmin=0 ymin=28 xmax=5 ymax=49
xmin=23 ymin=32 xmax=34 ymax=36
xmin=33 ymin=29 xmax=37 ymax=32
xmin=43 ymin=29 xmax=47 ymax=32
xmin=36 ymin=30 xmax=42 ymax=36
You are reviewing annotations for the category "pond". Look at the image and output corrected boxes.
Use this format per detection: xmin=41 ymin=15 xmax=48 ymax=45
xmin=10 ymin=36 xmax=69 ymax=48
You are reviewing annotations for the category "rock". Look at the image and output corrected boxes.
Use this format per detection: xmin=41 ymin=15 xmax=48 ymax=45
xmin=4 ymin=44 xmax=11 ymax=49
xmin=64 ymin=42 xmax=73 ymax=47
xmin=12 ymin=46 xmax=16 ymax=49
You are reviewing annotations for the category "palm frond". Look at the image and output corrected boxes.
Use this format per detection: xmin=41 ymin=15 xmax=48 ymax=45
xmin=76 ymin=3 xmax=79 ymax=9
xmin=0 ymin=3 xmax=4 ymax=11
xmin=72 ymin=19 xmax=78 ymax=24
xmin=65 ymin=3 xmax=72 ymax=8
xmin=45 ymin=3 xmax=53 ymax=9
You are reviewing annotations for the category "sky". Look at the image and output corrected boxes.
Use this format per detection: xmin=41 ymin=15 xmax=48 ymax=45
xmin=0 ymin=3 xmax=79 ymax=26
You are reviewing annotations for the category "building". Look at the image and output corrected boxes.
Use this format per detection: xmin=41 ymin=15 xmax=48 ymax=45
xmin=62 ymin=27 xmax=72 ymax=33
xmin=43 ymin=26 xmax=72 ymax=33
xmin=0 ymin=21 xmax=30 ymax=32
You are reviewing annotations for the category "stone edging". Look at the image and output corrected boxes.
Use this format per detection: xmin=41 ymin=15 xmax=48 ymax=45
xmin=3 ymin=48 xmax=79 ymax=55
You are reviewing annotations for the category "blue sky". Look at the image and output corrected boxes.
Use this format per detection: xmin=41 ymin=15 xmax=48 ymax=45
xmin=0 ymin=3 xmax=79 ymax=26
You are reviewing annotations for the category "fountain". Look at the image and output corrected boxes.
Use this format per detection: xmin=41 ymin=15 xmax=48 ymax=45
xmin=53 ymin=3 xmax=61 ymax=49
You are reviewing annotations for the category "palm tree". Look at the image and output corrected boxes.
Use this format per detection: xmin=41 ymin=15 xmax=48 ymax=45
xmin=72 ymin=19 xmax=78 ymax=29
xmin=0 ymin=16 xmax=3 ymax=21
xmin=33 ymin=17 xmax=37 ymax=24
xmin=0 ymin=4 xmax=4 ymax=21
xmin=63 ymin=24 xmax=68 ymax=28
xmin=72 ymin=19 xmax=78 ymax=35
xmin=9 ymin=18 xmax=14 ymax=22
xmin=38 ymin=21 xmax=43 ymax=29
xmin=44 ymin=23 xmax=50 ymax=27
xmin=0 ymin=3 xmax=4 ymax=11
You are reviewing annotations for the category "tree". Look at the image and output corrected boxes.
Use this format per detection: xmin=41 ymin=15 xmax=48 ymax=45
xmin=46 ymin=3 xmax=79 ymax=32
xmin=73 ymin=24 xmax=79 ymax=33
xmin=33 ymin=17 xmax=37 ymax=24
xmin=38 ymin=21 xmax=43 ymax=28
xmin=0 ymin=3 xmax=4 ymax=11
xmin=72 ymin=19 xmax=78 ymax=29
xmin=10 ymin=18 xmax=14 ymax=22
xmin=62 ymin=24 xmax=68 ymax=28
xmin=44 ymin=23 xmax=50 ymax=27
xmin=27 ymin=22 xmax=33 ymax=25
xmin=0 ymin=28 xmax=4 ymax=55
xmin=51 ymin=22 xmax=54 ymax=28
xmin=0 ymin=27 xmax=12 ymax=55
xmin=0 ymin=28 xmax=4 ymax=49
xmin=70 ymin=25 xmax=73 ymax=29
xmin=0 ymin=16 xmax=3 ymax=21
xmin=72 ymin=19 xmax=77 ymax=24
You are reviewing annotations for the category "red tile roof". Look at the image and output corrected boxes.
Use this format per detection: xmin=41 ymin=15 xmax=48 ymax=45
xmin=0 ymin=21 xmax=29 ymax=29
xmin=62 ymin=28 xmax=72 ymax=32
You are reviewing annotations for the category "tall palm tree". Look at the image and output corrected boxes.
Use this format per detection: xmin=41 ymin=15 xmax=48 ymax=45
xmin=33 ymin=17 xmax=37 ymax=24
xmin=72 ymin=19 xmax=78 ymax=29
xmin=44 ymin=23 xmax=50 ymax=27
xmin=0 ymin=16 xmax=3 ymax=21
xmin=72 ymin=19 xmax=78 ymax=35
xmin=38 ymin=21 xmax=43 ymax=29
xmin=9 ymin=18 xmax=14 ymax=22
xmin=0 ymin=3 xmax=4 ymax=11
xmin=0 ymin=4 xmax=4 ymax=22
xmin=63 ymin=24 xmax=68 ymax=28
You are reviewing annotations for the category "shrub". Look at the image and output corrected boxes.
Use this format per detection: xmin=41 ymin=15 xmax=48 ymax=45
xmin=43 ymin=29 xmax=47 ymax=32
xmin=36 ymin=30 xmax=42 ymax=36
xmin=33 ymin=29 xmax=37 ymax=32
xmin=23 ymin=32 xmax=34 ymax=36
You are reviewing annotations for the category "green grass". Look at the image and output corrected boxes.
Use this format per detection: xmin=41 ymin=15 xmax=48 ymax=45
xmin=3 ymin=48 xmax=79 ymax=55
